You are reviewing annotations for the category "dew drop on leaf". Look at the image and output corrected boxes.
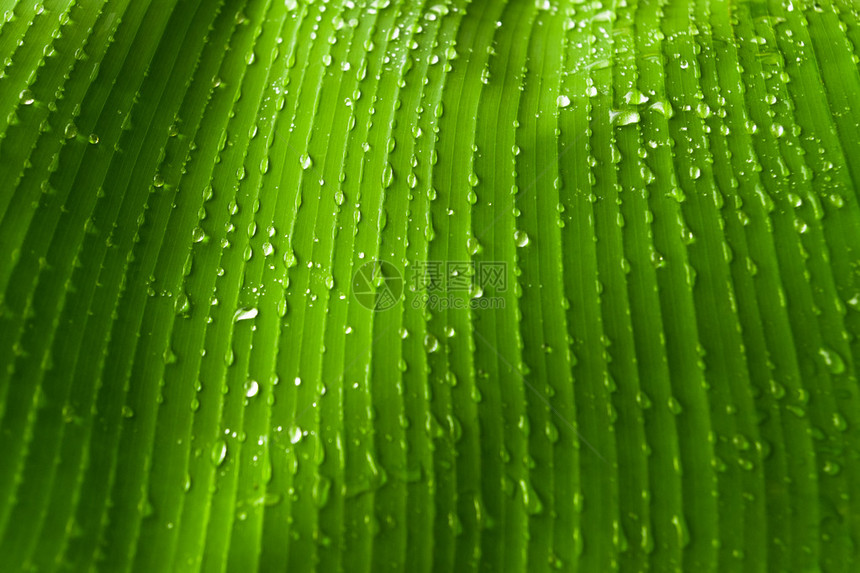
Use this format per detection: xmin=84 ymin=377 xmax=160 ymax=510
xmin=514 ymin=230 xmax=529 ymax=247
xmin=424 ymin=334 xmax=439 ymax=353
xmin=211 ymin=440 xmax=227 ymax=467
xmin=819 ymin=346 xmax=845 ymax=375
xmin=233 ymin=307 xmax=258 ymax=322
xmin=290 ymin=426 xmax=303 ymax=444
xmin=300 ymin=153 xmax=313 ymax=170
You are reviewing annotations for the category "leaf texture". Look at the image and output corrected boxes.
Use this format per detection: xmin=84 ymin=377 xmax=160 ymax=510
xmin=0 ymin=0 xmax=859 ymax=571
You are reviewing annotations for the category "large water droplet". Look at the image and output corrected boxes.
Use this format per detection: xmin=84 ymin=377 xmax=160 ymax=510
xmin=233 ymin=307 xmax=258 ymax=322
xmin=300 ymin=153 xmax=313 ymax=170
xmin=819 ymin=347 xmax=845 ymax=375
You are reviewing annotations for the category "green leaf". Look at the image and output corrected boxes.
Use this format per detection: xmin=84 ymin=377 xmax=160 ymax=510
xmin=1 ymin=0 xmax=859 ymax=571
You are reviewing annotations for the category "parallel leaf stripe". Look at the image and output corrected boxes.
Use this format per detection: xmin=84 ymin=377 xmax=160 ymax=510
xmin=0 ymin=1 xmax=174 ymax=563
xmin=609 ymin=0 xmax=655 ymax=568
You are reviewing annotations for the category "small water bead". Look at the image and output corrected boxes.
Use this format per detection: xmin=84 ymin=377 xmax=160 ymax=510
xmin=382 ymin=163 xmax=394 ymax=187
xmin=290 ymin=426 xmax=303 ymax=444
xmin=823 ymin=460 xmax=841 ymax=476
xmin=300 ymin=153 xmax=313 ymax=170
xmin=514 ymin=230 xmax=530 ymax=247
xmin=88 ymin=134 xmax=99 ymax=144
xmin=424 ymin=334 xmax=439 ymax=353
xmin=175 ymin=292 xmax=191 ymax=315
xmin=467 ymin=236 xmax=482 ymax=255
xmin=557 ymin=94 xmax=571 ymax=108
xmin=163 ymin=347 xmax=178 ymax=364
xmin=833 ymin=413 xmax=848 ymax=432
xmin=211 ymin=439 xmax=228 ymax=466
xmin=245 ymin=380 xmax=259 ymax=398
xmin=520 ymin=479 xmax=544 ymax=515
xmin=611 ymin=109 xmax=640 ymax=126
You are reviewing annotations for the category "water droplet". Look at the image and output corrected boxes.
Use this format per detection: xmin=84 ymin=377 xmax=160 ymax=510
xmin=832 ymin=412 xmax=848 ymax=432
xmin=211 ymin=439 xmax=227 ymax=466
xmin=382 ymin=163 xmax=394 ymax=187
xmin=174 ymin=292 xmax=190 ymax=316
xmin=424 ymin=334 xmax=439 ymax=353
xmin=245 ymin=380 xmax=259 ymax=398
xmin=233 ymin=307 xmax=258 ymax=322
xmin=823 ymin=460 xmax=841 ymax=476
xmin=290 ymin=426 xmax=303 ymax=444
xmin=649 ymin=100 xmax=673 ymax=118
xmin=514 ymin=230 xmax=530 ymax=247
xmin=19 ymin=89 xmax=34 ymax=105
xmin=300 ymin=153 xmax=313 ymax=170
xmin=557 ymin=94 xmax=571 ymax=108
xmin=672 ymin=514 xmax=690 ymax=547
xmin=610 ymin=109 xmax=640 ymax=126
xmin=819 ymin=347 xmax=845 ymax=375
xmin=467 ymin=236 xmax=482 ymax=255
xmin=519 ymin=479 xmax=543 ymax=515
xmin=623 ymin=90 xmax=649 ymax=105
